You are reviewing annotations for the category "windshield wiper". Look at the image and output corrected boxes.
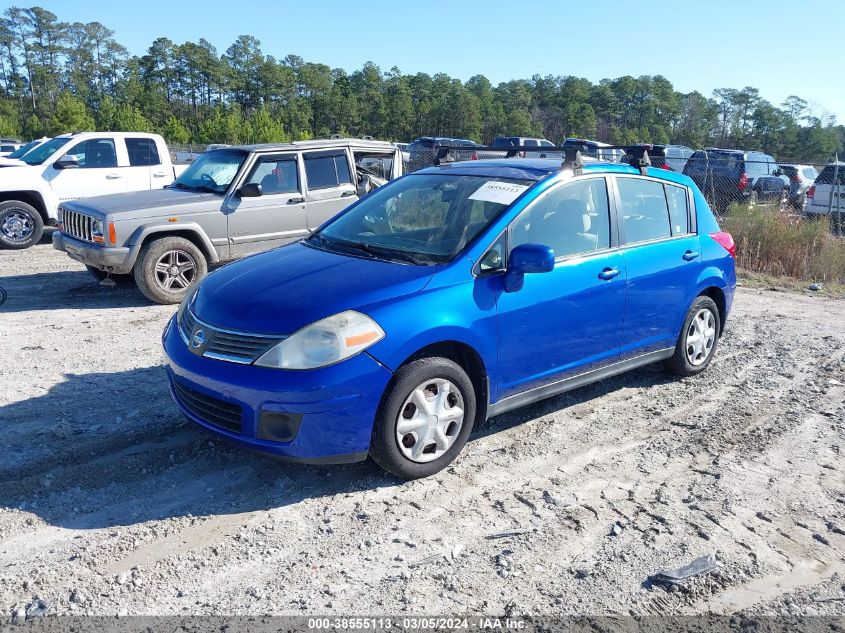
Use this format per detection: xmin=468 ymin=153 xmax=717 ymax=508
xmin=169 ymin=182 xmax=219 ymax=193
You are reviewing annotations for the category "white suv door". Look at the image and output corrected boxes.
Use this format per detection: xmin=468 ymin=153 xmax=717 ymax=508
xmin=124 ymin=137 xmax=165 ymax=190
xmin=48 ymin=138 xmax=127 ymax=202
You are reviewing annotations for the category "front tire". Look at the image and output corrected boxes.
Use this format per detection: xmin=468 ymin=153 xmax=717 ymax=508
xmin=370 ymin=357 xmax=476 ymax=479
xmin=0 ymin=200 xmax=43 ymax=249
xmin=665 ymin=296 xmax=721 ymax=377
xmin=133 ymin=236 xmax=207 ymax=304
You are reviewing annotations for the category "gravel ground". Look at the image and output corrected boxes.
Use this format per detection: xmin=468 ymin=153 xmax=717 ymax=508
xmin=1 ymin=233 xmax=844 ymax=621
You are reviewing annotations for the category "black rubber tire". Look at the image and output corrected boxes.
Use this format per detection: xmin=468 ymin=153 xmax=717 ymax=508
xmin=664 ymin=295 xmax=721 ymax=377
xmin=85 ymin=265 xmax=134 ymax=286
xmin=133 ymin=236 xmax=207 ymax=305
xmin=370 ymin=357 xmax=476 ymax=479
xmin=0 ymin=200 xmax=43 ymax=249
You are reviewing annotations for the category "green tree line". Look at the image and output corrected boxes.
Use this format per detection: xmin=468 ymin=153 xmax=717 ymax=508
xmin=1 ymin=6 xmax=842 ymax=161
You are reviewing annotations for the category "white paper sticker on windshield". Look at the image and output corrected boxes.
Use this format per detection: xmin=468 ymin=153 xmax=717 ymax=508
xmin=469 ymin=181 xmax=529 ymax=205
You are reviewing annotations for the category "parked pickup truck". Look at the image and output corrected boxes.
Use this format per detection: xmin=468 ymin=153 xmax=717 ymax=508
xmin=0 ymin=132 xmax=188 ymax=249
xmin=53 ymin=138 xmax=403 ymax=304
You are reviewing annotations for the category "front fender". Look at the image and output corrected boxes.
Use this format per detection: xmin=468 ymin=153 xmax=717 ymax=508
xmin=128 ymin=222 xmax=220 ymax=263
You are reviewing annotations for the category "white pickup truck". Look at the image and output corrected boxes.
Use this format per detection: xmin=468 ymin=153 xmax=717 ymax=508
xmin=0 ymin=132 xmax=188 ymax=249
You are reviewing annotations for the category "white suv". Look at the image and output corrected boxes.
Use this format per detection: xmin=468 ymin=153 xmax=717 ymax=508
xmin=805 ymin=162 xmax=845 ymax=230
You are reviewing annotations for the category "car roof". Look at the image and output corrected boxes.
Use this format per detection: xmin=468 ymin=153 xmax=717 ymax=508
xmin=414 ymin=158 xmax=697 ymax=187
xmin=225 ymin=138 xmax=397 ymax=153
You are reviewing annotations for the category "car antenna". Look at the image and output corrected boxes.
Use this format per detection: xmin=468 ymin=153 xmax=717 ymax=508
xmin=561 ymin=146 xmax=583 ymax=175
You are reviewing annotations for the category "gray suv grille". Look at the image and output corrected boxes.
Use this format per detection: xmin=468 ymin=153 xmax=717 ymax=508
xmin=61 ymin=208 xmax=95 ymax=242
xmin=178 ymin=309 xmax=283 ymax=364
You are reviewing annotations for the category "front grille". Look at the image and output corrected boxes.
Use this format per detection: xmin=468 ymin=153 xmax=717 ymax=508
xmin=178 ymin=308 xmax=282 ymax=364
xmin=172 ymin=380 xmax=243 ymax=433
xmin=61 ymin=208 xmax=95 ymax=242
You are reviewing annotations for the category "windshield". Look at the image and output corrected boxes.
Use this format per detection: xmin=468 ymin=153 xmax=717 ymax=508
xmin=311 ymin=173 xmax=532 ymax=264
xmin=8 ymin=139 xmax=42 ymax=159
xmin=171 ymin=149 xmax=247 ymax=193
xmin=21 ymin=137 xmax=71 ymax=165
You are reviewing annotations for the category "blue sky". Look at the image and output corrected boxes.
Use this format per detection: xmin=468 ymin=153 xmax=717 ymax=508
xmin=15 ymin=0 xmax=845 ymax=123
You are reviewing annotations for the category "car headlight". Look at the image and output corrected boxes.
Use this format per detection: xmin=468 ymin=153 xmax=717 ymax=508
xmin=255 ymin=310 xmax=384 ymax=370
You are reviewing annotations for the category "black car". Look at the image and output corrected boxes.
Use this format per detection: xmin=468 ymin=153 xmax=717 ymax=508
xmin=682 ymin=149 xmax=785 ymax=212
xmin=406 ymin=136 xmax=482 ymax=172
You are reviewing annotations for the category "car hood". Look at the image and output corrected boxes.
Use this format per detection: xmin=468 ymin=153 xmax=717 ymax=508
xmin=192 ymin=242 xmax=436 ymax=335
xmin=62 ymin=187 xmax=217 ymax=214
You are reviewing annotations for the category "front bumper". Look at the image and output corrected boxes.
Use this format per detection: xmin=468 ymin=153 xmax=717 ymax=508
xmin=52 ymin=232 xmax=134 ymax=274
xmin=162 ymin=316 xmax=393 ymax=463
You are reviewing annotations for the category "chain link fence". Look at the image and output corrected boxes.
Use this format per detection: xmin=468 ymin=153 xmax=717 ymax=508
xmin=403 ymin=143 xmax=844 ymax=236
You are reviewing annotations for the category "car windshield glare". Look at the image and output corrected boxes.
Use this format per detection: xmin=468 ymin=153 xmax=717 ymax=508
xmin=173 ymin=149 xmax=247 ymax=193
xmin=22 ymin=137 xmax=71 ymax=165
xmin=314 ymin=173 xmax=532 ymax=263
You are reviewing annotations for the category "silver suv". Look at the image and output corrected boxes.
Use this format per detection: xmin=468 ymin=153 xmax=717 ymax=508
xmin=53 ymin=138 xmax=402 ymax=304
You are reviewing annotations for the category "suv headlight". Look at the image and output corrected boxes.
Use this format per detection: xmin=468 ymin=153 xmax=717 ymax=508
xmin=255 ymin=310 xmax=384 ymax=370
xmin=91 ymin=218 xmax=104 ymax=243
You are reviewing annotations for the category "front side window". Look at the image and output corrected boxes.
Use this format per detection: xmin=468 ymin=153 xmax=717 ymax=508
xmin=304 ymin=152 xmax=352 ymax=190
xmin=617 ymin=177 xmax=671 ymax=243
xmin=313 ymin=173 xmax=532 ymax=263
xmin=511 ymin=178 xmax=610 ymax=259
xmin=523 ymin=139 xmax=539 ymax=147
xmin=126 ymin=138 xmax=161 ymax=166
xmin=66 ymin=138 xmax=117 ymax=169
xmin=245 ymin=155 xmax=299 ymax=194
xmin=171 ymin=149 xmax=247 ymax=194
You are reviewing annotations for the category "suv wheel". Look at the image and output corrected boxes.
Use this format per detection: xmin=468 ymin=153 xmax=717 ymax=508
xmin=134 ymin=236 xmax=207 ymax=304
xmin=370 ymin=357 xmax=476 ymax=479
xmin=0 ymin=200 xmax=43 ymax=249
xmin=665 ymin=295 xmax=721 ymax=377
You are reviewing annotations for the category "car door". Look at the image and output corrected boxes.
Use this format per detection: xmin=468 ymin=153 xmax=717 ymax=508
xmin=302 ymin=149 xmax=357 ymax=229
xmin=495 ymin=176 xmax=626 ymax=398
xmin=226 ymin=153 xmax=308 ymax=256
xmin=124 ymin=136 xmax=165 ymax=191
xmin=613 ymin=176 xmax=701 ymax=359
xmin=47 ymin=137 xmax=127 ymax=202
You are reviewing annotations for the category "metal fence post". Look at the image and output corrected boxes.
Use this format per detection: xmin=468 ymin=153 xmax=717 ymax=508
xmin=827 ymin=154 xmax=840 ymax=236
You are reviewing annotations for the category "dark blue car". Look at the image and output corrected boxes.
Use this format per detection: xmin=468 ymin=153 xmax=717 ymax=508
xmin=163 ymin=158 xmax=736 ymax=479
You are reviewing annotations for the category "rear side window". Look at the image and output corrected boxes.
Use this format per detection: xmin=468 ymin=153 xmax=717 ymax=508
xmin=523 ymin=139 xmax=539 ymax=147
xmin=303 ymin=152 xmax=352 ymax=190
xmin=665 ymin=185 xmax=690 ymax=235
xmin=816 ymin=166 xmax=845 ymax=185
xmin=126 ymin=138 xmax=161 ymax=166
xmin=511 ymin=177 xmax=610 ymax=258
xmin=803 ymin=167 xmax=818 ymax=179
xmin=540 ymin=140 xmax=555 ymax=147
xmin=617 ymin=178 xmax=671 ymax=243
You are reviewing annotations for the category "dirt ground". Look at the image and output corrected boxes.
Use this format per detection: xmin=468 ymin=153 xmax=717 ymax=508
xmin=1 ymin=233 xmax=844 ymax=621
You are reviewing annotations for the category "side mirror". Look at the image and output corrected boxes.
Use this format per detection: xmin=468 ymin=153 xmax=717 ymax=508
xmin=54 ymin=154 xmax=79 ymax=169
xmin=238 ymin=182 xmax=262 ymax=198
xmin=503 ymin=243 xmax=555 ymax=292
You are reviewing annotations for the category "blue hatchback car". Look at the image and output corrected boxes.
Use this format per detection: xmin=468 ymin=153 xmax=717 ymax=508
xmin=163 ymin=157 xmax=736 ymax=478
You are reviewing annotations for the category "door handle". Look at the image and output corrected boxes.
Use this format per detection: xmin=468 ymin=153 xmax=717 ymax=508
xmin=287 ymin=197 xmax=305 ymax=204
xmin=105 ymin=174 xmax=122 ymax=180
xmin=152 ymin=172 xmax=168 ymax=178
xmin=682 ymin=250 xmax=700 ymax=261
xmin=341 ymin=191 xmax=355 ymax=197
xmin=598 ymin=267 xmax=620 ymax=280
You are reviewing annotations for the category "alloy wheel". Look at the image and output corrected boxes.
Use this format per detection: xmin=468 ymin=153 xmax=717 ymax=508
xmin=154 ymin=249 xmax=197 ymax=292
xmin=0 ymin=209 xmax=34 ymax=242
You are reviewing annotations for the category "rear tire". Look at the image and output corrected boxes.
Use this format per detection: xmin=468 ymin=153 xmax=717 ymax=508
xmin=0 ymin=200 xmax=43 ymax=249
xmin=370 ymin=357 xmax=476 ymax=479
xmin=664 ymin=296 xmax=721 ymax=377
xmin=133 ymin=236 xmax=207 ymax=305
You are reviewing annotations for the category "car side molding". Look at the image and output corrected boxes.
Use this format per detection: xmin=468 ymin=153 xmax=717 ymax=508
xmin=487 ymin=347 xmax=675 ymax=418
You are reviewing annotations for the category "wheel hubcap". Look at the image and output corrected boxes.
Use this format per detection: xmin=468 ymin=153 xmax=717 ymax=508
xmin=685 ymin=308 xmax=716 ymax=367
xmin=1 ymin=210 xmax=34 ymax=241
xmin=154 ymin=250 xmax=197 ymax=292
xmin=396 ymin=378 xmax=464 ymax=463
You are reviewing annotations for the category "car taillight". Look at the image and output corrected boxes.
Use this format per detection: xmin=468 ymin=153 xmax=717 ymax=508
xmin=790 ymin=174 xmax=801 ymax=184
xmin=738 ymin=173 xmax=748 ymax=192
xmin=470 ymin=151 xmax=478 ymax=160
xmin=807 ymin=185 xmax=815 ymax=199
xmin=710 ymin=231 xmax=736 ymax=258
